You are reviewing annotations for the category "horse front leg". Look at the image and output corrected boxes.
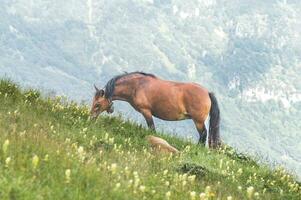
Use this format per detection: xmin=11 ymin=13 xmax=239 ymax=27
xmin=140 ymin=109 xmax=156 ymax=131
xmin=194 ymin=120 xmax=207 ymax=146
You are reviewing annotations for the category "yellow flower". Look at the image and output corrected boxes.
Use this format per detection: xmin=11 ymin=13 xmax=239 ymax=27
xmin=5 ymin=157 xmax=11 ymax=167
xmin=205 ymin=186 xmax=211 ymax=195
xmin=254 ymin=192 xmax=259 ymax=198
xmin=44 ymin=154 xmax=49 ymax=161
xmin=108 ymin=163 xmax=117 ymax=174
xmin=227 ymin=196 xmax=233 ymax=200
xmin=32 ymin=155 xmax=39 ymax=169
xmin=2 ymin=139 xmax=9 ymax=154
xmin=65 ymin=169 xmax=71 ymax=183
xmin=190 ymin=191 xmax=196 ymax=200
xmin=115 ymin=183 xmax=121 ymax=189
xmin=165 ymin=181 xmax=170 ymax=186
xmin=165 ymin=191 xmax=171 ymax=199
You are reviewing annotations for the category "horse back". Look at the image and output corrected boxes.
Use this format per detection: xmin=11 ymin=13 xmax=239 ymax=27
xmin=134 ymin=77 xmax=211 ymax=121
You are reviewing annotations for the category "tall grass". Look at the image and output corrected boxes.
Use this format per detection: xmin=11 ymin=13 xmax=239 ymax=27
xmin=0 ymin=80 xmax=300 ymax=200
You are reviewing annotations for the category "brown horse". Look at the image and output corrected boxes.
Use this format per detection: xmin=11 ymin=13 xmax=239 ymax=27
xmin=91 ymin=72 xmax=220 ymax=148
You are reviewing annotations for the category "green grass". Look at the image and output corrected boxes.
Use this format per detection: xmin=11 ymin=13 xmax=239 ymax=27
xmin=0 ymin=79 xmax=300 ymax=200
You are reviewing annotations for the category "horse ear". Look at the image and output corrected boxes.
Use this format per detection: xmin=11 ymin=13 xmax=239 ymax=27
xmin=99 ymin=89 xmax=105 ymax=97
xmin=94 ymin=84 xmax=100 ymax=92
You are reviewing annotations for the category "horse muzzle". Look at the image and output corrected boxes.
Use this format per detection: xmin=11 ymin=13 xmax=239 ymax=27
xmin=106 ymin=105 xmax=114 ymax=114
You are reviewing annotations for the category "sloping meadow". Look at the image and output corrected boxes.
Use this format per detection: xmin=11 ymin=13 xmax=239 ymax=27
xmin=0 ymin=80 xmax=300 ymax=200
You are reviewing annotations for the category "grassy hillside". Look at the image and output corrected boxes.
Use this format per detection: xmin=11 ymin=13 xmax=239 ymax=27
xmin=0 ymin=80 xmax=300 ymax=200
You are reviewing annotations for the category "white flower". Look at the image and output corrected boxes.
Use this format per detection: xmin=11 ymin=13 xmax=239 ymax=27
xmin=77 ymin=146 xmax=84 ymax=154
xmin=247 ymin=186 xmax=255 ymax=199
xmin=227 ymin=196 xmax=233 ymax=200
xmin=199 ymin=193 xmax=206 ymax=200
xmin=188 ymin=175 xmax=196 ymax=183
xmin=139 ymin=185 xmax=146 ymax=192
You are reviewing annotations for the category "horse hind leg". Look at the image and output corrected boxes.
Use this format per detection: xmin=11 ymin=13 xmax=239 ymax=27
xmin=140 ymin=109 xmax=156 ymax=131
xmin=194 ymin=121 xmax=207 ymax=146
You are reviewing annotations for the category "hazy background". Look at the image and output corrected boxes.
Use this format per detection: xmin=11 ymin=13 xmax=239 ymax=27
xmin=0 ymin=0 xmax=300 ymax=179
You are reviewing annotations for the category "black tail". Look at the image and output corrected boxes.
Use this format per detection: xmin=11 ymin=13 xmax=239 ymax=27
xmin=209 ymin=92 xmax=221 ymax=148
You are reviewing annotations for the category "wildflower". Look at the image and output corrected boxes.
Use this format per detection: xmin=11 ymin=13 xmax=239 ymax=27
xmin=163 ymin=169 xmax=168 ymax=175
xmin=219 ymin=159 xmax=223 ymax=169
xmin=227 ymin=196 xmax=233 ymax=200
xmin=115 ymin=183 xmax=121 ymax=189
xmin=139 ymin=185 xmax=146 ymax=192
xmin=190 ymin=191 xmax=196 ymax=200
xmin=165 ymin=181 xmax=170 ymax=186
xmin=44 ymin=154 xmax=49 ymax=161
xmin=134 ymin=178 xmax=140 ymax=188
xmin=32 ymin=155 xmax=39 ymax=169
xmin=188 ymin=175 xmax=196 ymax=183
xmin=199 ymin=193 xmax=206 ymax=200
xmin=77 ymin=146 xmax=85 ymax=161
xmin=165 ymin=191 xmax=171 ymax=199
xmin=182 ymin=180 xmax=187 ymax=187
xmin=110 ymin=163 xmax=117 ymax=174
xmin=254 ymin=192 xmax=259 ymax=198
xmin=128 ymin=179 xmax=133 ymax=187
xmin=205 ymin=186 xmax=211 ymax=195
xmin=5 ymin=157 xmax=11 ymax=167
xmin=238 ymin=186 xmax=242 ymax=191
xmin=133 ymin=171 xmax=139 ymax=177
xmin=65 ymin=169 xmax=71 ymax=183
xmin=108 ymin=137 xmax=114 ymax=144
xmin=2 ymin=139 xmax=9 ymax=154
xmin=151 ymin=190 xmax=156 ymax=194
xmin=237 ymin=168 xmax=243 ymax=175
xmin=247 ymin=186 xmax=254 ymax=199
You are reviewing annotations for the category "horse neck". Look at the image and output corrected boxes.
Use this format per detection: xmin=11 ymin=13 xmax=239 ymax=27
xmin=111 ymin=79 xmax=136 ymax=102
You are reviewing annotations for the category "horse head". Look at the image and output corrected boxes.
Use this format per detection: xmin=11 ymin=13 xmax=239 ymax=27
xmin=90 ymin=85 xmax=114 ymax=119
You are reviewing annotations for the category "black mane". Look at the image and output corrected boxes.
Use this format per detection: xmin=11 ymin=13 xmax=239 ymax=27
xmin=104 ymin=72 xmax=156 ymax=99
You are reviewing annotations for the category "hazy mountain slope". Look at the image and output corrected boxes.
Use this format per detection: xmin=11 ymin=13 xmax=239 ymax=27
xmin=0 ymin=0 xmax=300 ymax=178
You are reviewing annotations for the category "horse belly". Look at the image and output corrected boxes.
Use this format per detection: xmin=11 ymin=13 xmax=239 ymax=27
xmin=151 ymin=104 xmax=190 ymax=121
